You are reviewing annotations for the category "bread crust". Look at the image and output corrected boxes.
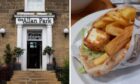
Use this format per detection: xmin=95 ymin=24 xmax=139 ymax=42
xmin=80 ymin=46 xmax=127 ymax=77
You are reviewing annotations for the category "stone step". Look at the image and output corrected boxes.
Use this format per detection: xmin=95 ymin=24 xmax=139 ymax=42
xmin=12 ymin=76 xmax=57 ymax=79
xmin=7 ymin=81 xmax=25 ymax=84
xmin=13 ymin=74 xmax=56 ymax=77
xmin=13 ymin=75 xmax=56 ymax=78
xmin=14 ymin=71 xmax=54 ymax=73
xmin=11 ymin=78 xmax=58 ymax=81
xmin=14 ymin=73 xmax=55 ymax=76
xmin=14 ymin=71 xmax=54 ymax=74
xmin=7 ymin=81 xmax=61 ymax=84
xmin=8 ymin=71 xmax=61 ymax=84
xmin=13 ymin=71 xmax=56 ymax=77
xmin=14 ymin=72 xmax=55 ymax=74
xmin=13 ymin=73 xmax=56 ymax=75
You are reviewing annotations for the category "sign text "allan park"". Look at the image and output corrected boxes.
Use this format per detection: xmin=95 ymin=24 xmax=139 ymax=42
xmin=17 ymin=17 xmax=53 ymax=24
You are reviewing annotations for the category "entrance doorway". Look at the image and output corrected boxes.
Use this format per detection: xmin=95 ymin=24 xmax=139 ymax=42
xmin=27 ymin=30 xmax=42 ymax=69
xmin=27 ymin=41 xmax=42 ymax=68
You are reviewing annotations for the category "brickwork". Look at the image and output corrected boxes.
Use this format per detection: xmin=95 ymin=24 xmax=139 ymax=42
xmin=0 ymin=0 xmax=69 ymax=67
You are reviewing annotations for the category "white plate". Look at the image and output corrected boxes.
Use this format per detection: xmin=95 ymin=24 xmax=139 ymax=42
xmin=71 ymin=9 xmax=140 ymax=84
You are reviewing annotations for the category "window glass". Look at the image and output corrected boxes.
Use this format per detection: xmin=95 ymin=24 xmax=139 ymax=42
xmin=25 ymin=0 xmax=45 ymax=11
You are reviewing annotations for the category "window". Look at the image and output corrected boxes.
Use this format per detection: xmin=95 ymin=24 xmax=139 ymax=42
xmin=27 ymin=31 xmax=42 ymax=41
xmin=30 ymin=42 xmax=37 ymax=48
xmin=25 ymin=0 xmax=45 ymax=12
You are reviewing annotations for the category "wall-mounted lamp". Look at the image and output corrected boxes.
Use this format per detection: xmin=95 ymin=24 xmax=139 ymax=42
xmin=63 ymin=28 xmax=69 ymax=38
xmin=0 ymin=28 xmax=6 ymax=37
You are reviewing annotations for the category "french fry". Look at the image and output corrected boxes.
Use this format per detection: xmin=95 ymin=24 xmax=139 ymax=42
xmin=93 ymin=53 xmax=109 ymax=66
xmin=119 ymin=7 xmax=136 ymax=21
xmin=102 ymin=16 xmax=114 ymax=22
xmin=107 ymin=11 xmax=129 ymax=26
xmin=106 ymin=23 xmax=123 ymax=36
xmin=93 ymin=20 xmax=107 ymax=29
xmin=125 ymin=41 xmax=130 ymax=49
xmin=105 ymin=26 xmax=133 ymax=58
xmin=109 ymin=22 xmax=125 ymax=28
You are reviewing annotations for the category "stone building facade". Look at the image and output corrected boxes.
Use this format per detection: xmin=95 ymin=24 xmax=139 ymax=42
xmin=0 ymin=0 xmax=69 ymax=70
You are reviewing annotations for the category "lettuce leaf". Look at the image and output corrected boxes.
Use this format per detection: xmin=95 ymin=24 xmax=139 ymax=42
xmin=81 ymin=44 xmax=104 ymax=60
xmin=78 ymin=66 xmax=86 ymax=73
xmin=80 ymin=28 xmax=86 ymax=38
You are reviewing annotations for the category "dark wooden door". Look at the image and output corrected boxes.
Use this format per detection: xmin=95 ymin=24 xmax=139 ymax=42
xmin=27 ymin=41 xmax=42 ymax=68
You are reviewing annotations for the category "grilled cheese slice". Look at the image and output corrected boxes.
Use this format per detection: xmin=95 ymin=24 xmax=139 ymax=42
xmin=84 ymin=28 xmax=110 ymax=51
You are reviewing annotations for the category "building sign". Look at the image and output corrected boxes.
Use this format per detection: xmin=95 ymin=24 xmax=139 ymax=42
xmin=16 ymin=17 xmax=54 ymax=25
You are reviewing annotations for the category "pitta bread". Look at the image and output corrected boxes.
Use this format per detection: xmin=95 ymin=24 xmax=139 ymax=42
xmin=80 ymin=47 xmax=127 ymax=77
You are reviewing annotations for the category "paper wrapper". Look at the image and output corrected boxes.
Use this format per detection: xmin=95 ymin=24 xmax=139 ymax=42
xmin=113 ymin=14 xmax=140 ymax=70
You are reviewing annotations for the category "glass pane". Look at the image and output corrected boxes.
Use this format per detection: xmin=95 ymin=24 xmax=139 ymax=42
xmin=26 ymin=0 xmax=44 ymax=11
xmin=27 ymin=31 xmax=42 ymax=41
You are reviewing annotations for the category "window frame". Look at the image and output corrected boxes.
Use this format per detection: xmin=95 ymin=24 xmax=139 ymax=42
xmin=24 ymin=0 xmax=45 ymax=12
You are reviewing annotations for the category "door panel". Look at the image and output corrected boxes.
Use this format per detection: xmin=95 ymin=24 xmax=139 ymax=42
xmin=27 ymin=41 xmax=42 ymax=68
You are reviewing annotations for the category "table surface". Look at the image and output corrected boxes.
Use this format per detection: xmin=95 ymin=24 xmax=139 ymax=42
xmin=71 ymin=0 xmax=114 ymax=25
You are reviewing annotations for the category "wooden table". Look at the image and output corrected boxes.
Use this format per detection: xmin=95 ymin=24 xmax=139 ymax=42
xmin=71 ymin=0 xmax=114 ymax=25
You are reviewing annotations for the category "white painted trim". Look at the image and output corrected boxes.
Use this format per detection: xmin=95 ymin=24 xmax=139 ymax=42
xmin=16 ymin=12 xmax=54 ymax=16
xmin=24 ymin=0 xmax=27 ymax=12
xmin=16 ymin=25 xmax=23 ymax=64
xmin=24 ymin=26 xmax=45 ymax=70
xmin=16 ymin=25 xmax=53 ymax=71
xmin=22 ymin=26 xmax=27 ymax=70
xmin=17 ymin=25 xmax=23 ymax=47
xmin=46 ymin=25 xmax=53 ymax=47
xmin=42 ymin=26 xmax=48 ymax=70
xmin=15 ymin=15 xmax=55 ymax=18
xmin=15 ymin=12 xmax=55 ymax=71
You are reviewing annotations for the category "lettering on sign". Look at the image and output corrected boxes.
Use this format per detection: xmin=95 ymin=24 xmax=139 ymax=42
xmin=16 ymin=17 xmax=53 ymax=24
